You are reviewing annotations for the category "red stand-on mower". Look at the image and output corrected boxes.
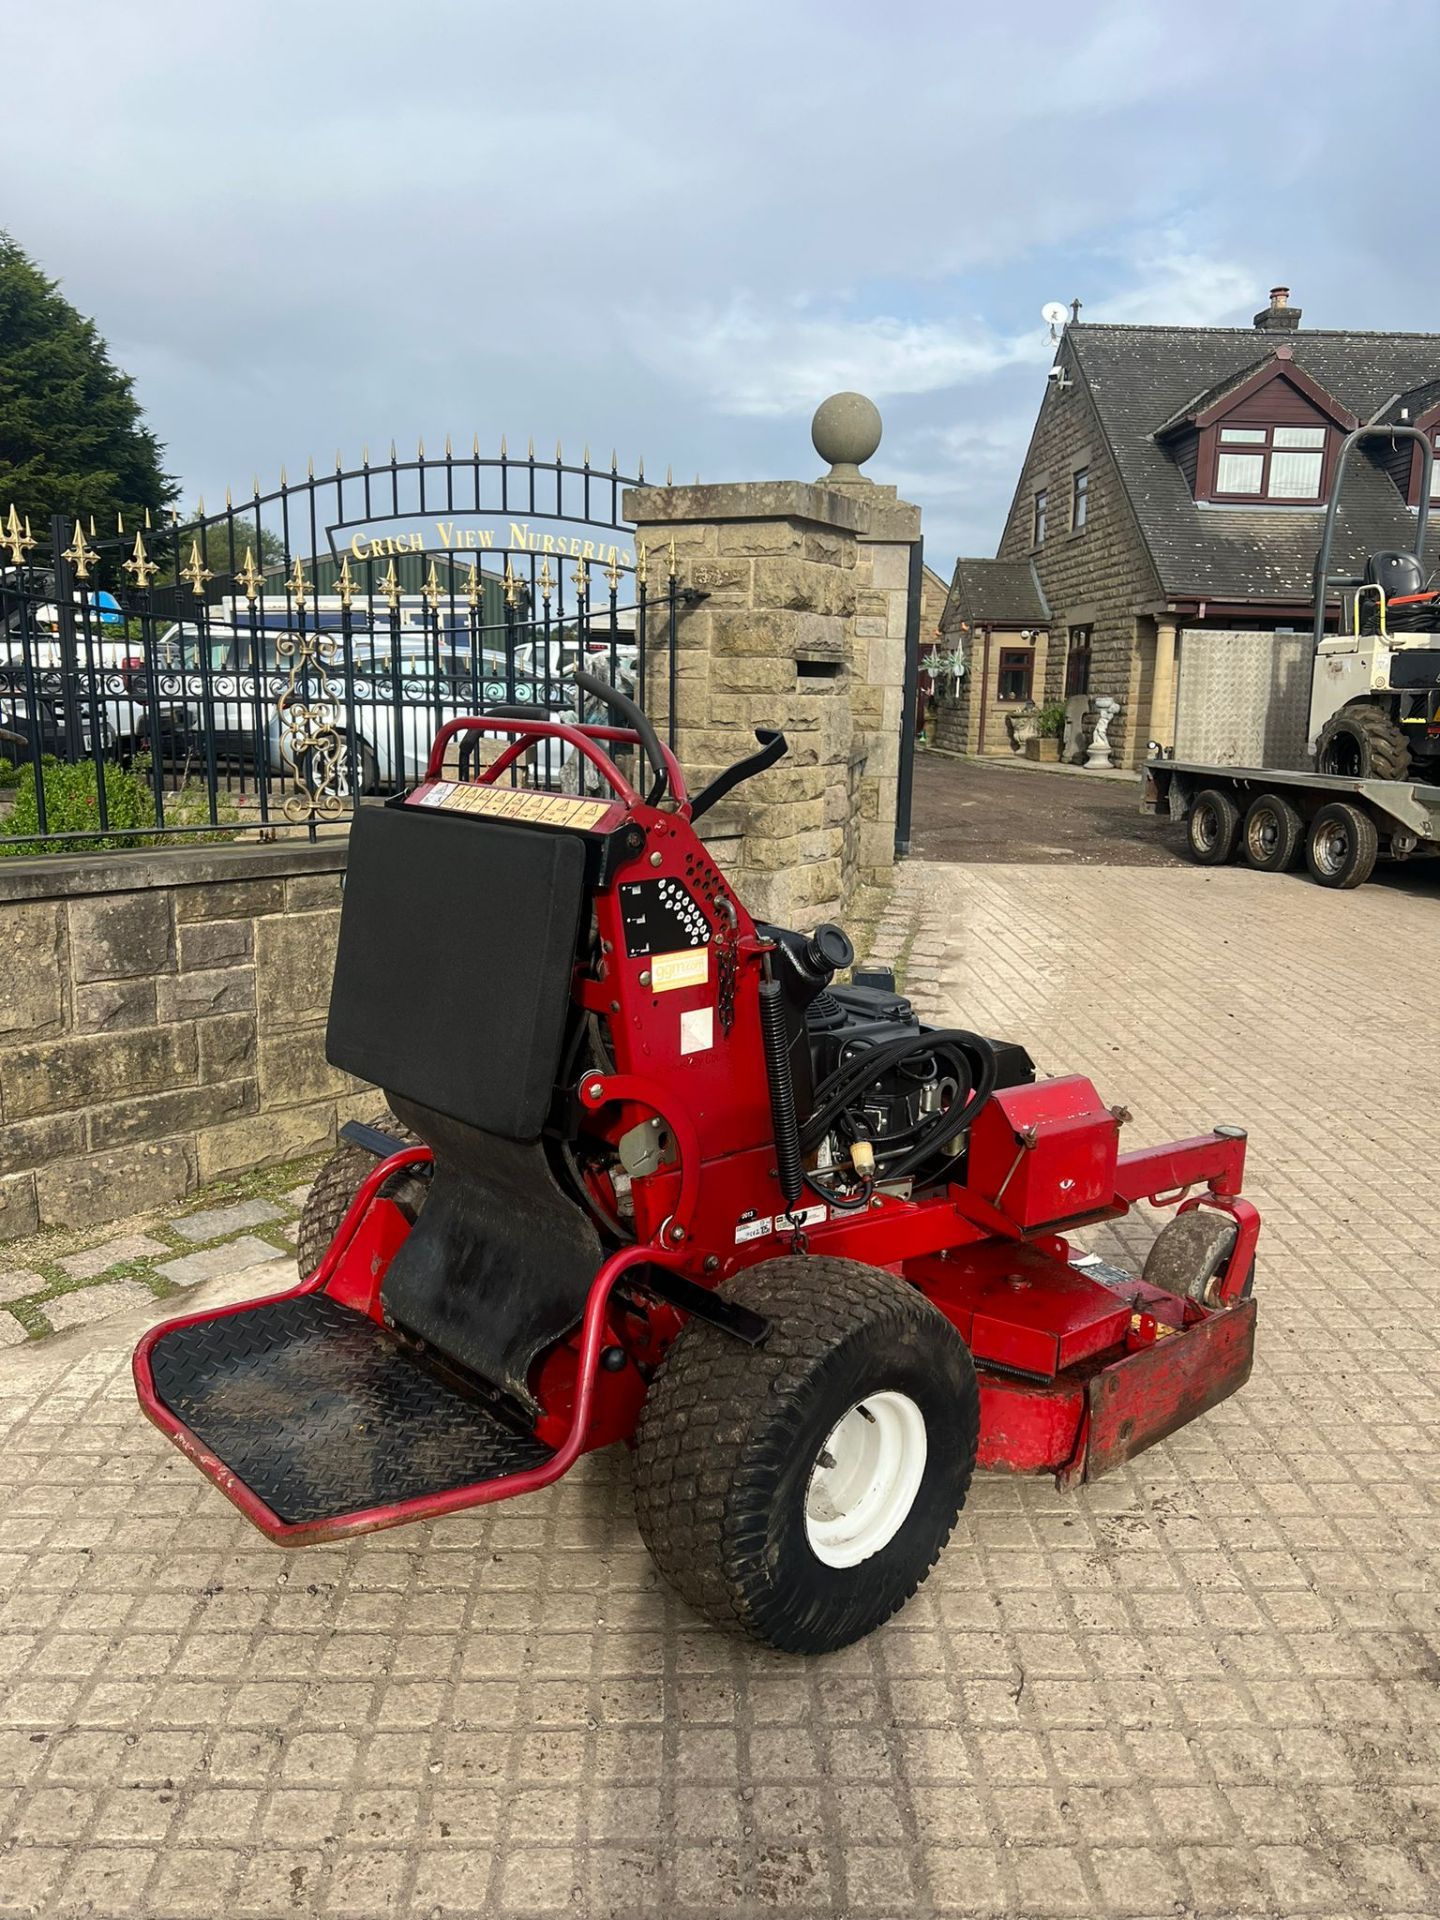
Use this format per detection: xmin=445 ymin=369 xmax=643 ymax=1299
xmin=135 ymin=680 xmax=1259 ymax=1654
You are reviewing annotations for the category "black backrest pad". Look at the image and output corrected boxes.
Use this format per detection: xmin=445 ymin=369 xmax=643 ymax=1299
xmin=326 ymin=804 xmax=587 ymax=1141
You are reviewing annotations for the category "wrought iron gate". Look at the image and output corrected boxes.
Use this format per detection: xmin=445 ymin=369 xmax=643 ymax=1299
xmin=0 ymin=442 xmax=678 ymax=850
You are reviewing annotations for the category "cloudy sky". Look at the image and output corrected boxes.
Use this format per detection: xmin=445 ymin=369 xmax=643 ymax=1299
xmin=4 ymin=0 xmax=1435 ymax=573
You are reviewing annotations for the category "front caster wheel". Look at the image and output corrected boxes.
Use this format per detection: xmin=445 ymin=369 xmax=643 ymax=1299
xmin=632 ymin=1257 xmax=978 ymax=1654
xmin=1143 ymin=1208 xmax=1252 ymax=1307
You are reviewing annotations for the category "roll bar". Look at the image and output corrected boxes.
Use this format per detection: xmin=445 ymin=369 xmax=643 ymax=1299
xmin=425 ymin=713 xmax=690 ymax=811
xmin=1312 ymin=425 xmax=1433 ymax=651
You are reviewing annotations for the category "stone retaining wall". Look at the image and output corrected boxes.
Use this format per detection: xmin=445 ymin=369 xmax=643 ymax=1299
xmin=0 ymin=836 xmax=373 ymax=1241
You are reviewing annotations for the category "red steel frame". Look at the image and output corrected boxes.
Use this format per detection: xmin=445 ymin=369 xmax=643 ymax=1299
xmin=134 ymin=712 xmax=1261 ymax=1545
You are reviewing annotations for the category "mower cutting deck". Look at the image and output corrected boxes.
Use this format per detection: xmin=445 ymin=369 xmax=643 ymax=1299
xmin=136 ymin=676 xmax=1259 ymax=1653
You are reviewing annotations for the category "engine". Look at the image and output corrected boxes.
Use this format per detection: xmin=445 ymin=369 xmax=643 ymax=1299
xmin=762 ymin=923 xmax=1035 ymax=1198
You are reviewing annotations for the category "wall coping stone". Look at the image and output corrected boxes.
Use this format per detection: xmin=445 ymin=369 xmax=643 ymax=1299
xmin=625 ymin=480 xmax=870 ymax=534
xmin=819 ymin=478 xmax=922 ymax=543
xmin=0 ymin=832 xmax=349 ymax=905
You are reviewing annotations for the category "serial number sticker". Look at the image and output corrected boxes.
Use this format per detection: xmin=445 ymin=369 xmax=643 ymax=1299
xmin=679 ymin=1006 xmax=714 ymax=1055
xmin=733 ymin=1202 xmax=828 ymax=1245
xmin=651 ymin=948 xmax=709 ymax=993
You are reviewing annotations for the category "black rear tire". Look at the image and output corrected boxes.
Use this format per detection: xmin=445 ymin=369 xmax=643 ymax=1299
xmin=1241 ymin=793 xmax=1304 ymax=872
xmin=1314 ymin=703 xmax=1409 ymax=781
xmin=633 ymin=1257 xmax=978 ymax=1655
xmin=1187 ymin=788 xmax=1241 ymax=865
xmin=1305 ymin=800 xmax=1379 ymax=890
xmin=296 ymin=1109 xmax=425 ymax=1277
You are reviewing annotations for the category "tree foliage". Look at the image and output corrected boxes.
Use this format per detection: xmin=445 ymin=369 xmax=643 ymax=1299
xmin=0 ymin=232 xmax=176 ymax=528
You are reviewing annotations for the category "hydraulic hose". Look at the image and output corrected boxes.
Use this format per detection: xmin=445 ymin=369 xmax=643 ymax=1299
xmin=799 ymin=1027 xmax=999 ymax=1184
xmin=758 ymin=973 xmax=805 ymax=1211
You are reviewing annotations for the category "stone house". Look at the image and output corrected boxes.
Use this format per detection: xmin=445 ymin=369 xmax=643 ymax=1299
xmin=931 ymin=560 xmax=1049 ymax=755
xmin=953 ymin=289 xmax=1440 ymax=767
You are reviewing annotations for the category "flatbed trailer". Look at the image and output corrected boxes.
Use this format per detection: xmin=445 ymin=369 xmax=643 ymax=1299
xmin=1144 ymin=760 xmax=1440 ymax=889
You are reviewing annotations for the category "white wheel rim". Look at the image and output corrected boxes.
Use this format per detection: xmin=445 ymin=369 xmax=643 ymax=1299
xmin=803 ymin=1391 xmax=927 ymax=1569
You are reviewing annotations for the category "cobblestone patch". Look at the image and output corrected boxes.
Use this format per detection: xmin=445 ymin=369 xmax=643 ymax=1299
xmin=56 ymin=1234 xmax=169 ymax=1282
xmin=0 ymin=1154 xmax=324 ymax=1349
xmin=38 ymin=1277 xmax=156 ymax=1331
xmin=0 ymin=861 xmax=1437 ymax=1917
xmin=153 ymin=1234 xmax=293 ymax=1290
xmin=171 ymin=1198 xmax=287 ymax=1244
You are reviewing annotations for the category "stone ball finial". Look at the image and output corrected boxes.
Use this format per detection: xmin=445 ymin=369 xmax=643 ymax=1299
xmin=812 ymin=391 xmax=882 ymax=482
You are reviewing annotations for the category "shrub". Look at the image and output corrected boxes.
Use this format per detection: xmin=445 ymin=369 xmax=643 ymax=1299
xmin=0 ymin=758 xmax=154 ymax=854
xmin=1038 ymin=701 xmax=1067 ymax=739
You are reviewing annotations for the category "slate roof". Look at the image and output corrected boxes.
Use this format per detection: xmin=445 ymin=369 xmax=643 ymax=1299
xmin=1374 ymin=378 xmax=1440 ymax=424
xmin=946 ymin=558 xmax=1048 ymax=627
xmin=1068 ymin=325 xmax=1440 ymax=603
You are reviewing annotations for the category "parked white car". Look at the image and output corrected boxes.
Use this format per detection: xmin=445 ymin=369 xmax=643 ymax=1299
xmin=126 ymin=621 xmax=638 ymax=794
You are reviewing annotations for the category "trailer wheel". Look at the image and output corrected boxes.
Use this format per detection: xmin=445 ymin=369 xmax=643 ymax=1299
xmin=633 ymin=1258 xmax=978 ymax=1654
xmin=1241 ymin=793 xmax=1304 ymax=872
xmin=1186 ymin=788 xmax=1241 ymax=865
xmin=1314 ymin=703 xmax=1409 ymax=781
xmin=1143 ymin=1208 xmax=1250 ymax=1307
xmin=1305 ymin=800 xmax=1379 ymax=890
xmin=295 ymin=1110 xmax=425 ymax=1278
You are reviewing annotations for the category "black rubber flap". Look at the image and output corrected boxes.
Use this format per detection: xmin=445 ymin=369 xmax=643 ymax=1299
xmin=326 ymin=804 xmax=585 ymax=1141
xmin=148 ymin=1293 xmax=551 ymax=1526
xmin=380 ymin=1099 xmax=602 ymax=1416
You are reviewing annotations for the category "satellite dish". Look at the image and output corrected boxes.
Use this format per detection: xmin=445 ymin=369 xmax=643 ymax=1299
xmin=1041 ymin=302 xmax=1068 ymax=328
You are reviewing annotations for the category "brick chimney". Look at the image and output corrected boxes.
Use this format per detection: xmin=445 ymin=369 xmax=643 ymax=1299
xmin=1253 ymin=286 xmax=1301 ymax=332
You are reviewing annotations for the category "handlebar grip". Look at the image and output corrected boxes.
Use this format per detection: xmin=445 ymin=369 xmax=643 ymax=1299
xmin=690 ymin=727 xmax=788 ymax=822
xmin=573 ymin=668 xmax=668 ymax=805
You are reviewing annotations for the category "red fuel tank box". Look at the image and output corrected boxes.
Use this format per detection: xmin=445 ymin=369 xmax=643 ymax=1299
xmin=967 ymin=1077 xmax=1120 ymax=1229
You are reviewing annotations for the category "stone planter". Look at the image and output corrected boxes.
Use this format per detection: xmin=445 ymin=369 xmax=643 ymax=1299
xmin=1025 ymin=737 xmax=1061 ymax=762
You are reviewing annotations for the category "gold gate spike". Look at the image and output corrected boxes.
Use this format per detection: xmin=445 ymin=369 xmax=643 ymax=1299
xmin=463 ymin=562 xmax=484 ymax=610
xmin=123 ymin=529 xmax=159 ymax=587
xmin=571 ymin=557 xmax=589 ymax=601
xmin=503 ymin=558 xmax=522 ymax=608
xmin=287 ymin=555 xmax=311 ymax=601
xmin=667 ymin=537 xmax=677 ymax=579
xmin=538 ymin=557 xmax=555 ymax=604
xmin=379 ymin=560 xmax=402 ymax=612
xmin=605 ymin=548 xmax=622 ymax=594
xmin=636 ymin=541 xmax=649 ymax=587
xmin=2 ymin=505 xmax=35 ymax=566
xmin=235 ymin=546 xmax=265 ymax=602
xmin=62 ymin=518 xmax=98 ymax=580
xmin=181 ymin=538 xmax=214 ymax=597
xmin=334 ymin=555 xmax=359 ymax=610
xmin=421 ymin=560 xmax=441 ymax=610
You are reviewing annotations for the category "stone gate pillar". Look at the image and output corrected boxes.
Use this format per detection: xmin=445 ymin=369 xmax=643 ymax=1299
xmin=624 ymin=394 xmax=919 ymax=928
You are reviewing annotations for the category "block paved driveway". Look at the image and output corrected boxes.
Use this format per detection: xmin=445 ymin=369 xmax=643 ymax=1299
xmin=2 ymin=859 xmax=1438 ymax=1918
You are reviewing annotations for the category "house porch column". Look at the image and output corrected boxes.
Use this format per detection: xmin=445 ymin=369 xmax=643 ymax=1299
xmin=1150 ymin=615 xmax=1181 ymax=752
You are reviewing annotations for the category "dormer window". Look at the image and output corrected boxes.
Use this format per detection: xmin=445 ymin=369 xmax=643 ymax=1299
xmin=1156 ymin=352 xmax=1355 ymax=507
xmin=1214 ymin=424 xmax=1326 ymax=501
